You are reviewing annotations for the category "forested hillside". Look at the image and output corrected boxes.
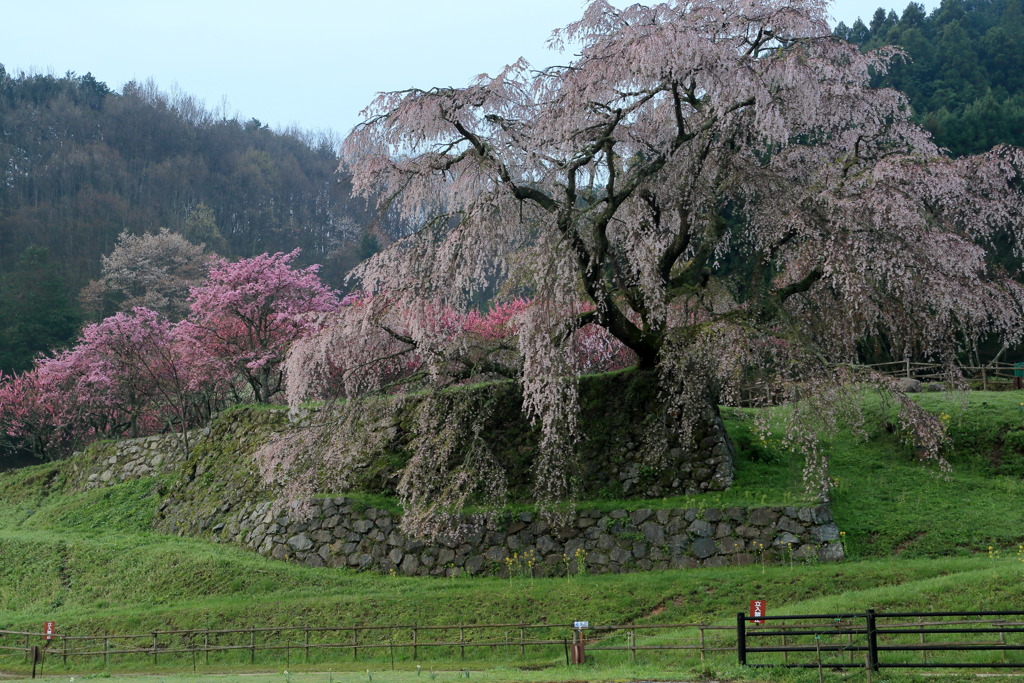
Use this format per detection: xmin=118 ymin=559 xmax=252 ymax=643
xmin=835 ymin=0 xmax=1024 ymax=156
xmin=0 ymin=68 xmax=378 ymax=373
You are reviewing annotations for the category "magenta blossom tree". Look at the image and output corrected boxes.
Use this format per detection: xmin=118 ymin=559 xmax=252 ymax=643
xmin=188 ymin=250 xmax=339 ymax=403
xmin=1 ymin=309 xmax=191 ymax=459
xmin=0 ymin=367 xmax=80 ymax=460
xmin=72 ymin=308 xmax=225 ymax=450
xmin=291 ymin=0 xmax=1024 ymax=514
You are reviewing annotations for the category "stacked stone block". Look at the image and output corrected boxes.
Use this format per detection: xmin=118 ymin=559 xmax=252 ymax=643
xmin=214 ymin=498 xmax=843 ymax=576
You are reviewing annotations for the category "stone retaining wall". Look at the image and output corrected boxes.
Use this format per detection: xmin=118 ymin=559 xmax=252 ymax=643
xmin=58 ymin=409 xmax=844 ymax=577
xmin=213 ymin=497 xmax=843 ymax=576
xmin=63 ymin=429 xmax=205 ymax=490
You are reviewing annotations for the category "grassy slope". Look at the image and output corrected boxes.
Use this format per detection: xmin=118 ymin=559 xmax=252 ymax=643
xmin=725 ymin=390 xmax=1024 ymax=556
xmin=2 ymin=390 xmax=1024 ymax=679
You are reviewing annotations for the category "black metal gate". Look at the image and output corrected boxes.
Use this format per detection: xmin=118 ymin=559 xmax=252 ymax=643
xmin=738 ymin=610 xmax=1024 ymax=671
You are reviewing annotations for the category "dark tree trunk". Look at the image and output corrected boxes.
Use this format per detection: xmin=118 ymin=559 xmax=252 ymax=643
xmin=575 ymin=370 xmax=735 ymax=498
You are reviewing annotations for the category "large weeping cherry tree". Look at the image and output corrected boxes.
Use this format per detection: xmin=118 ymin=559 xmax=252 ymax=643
xmin=290 ymin=0 xmax=1024 ymax=531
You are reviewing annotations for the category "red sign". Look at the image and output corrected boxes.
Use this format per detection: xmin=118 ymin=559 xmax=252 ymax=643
xmin=749 ymin=599 xmax=766 ymax=625
xmin=43 ymin=622 xmax=55 ymax=641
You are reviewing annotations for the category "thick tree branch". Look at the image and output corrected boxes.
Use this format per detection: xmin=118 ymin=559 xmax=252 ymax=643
xmin=773 ymin=267 xmax=824 ymax=304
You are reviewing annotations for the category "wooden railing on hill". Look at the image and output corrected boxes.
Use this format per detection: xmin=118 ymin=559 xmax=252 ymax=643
xmin=731 ymin=360 xmax=1022 ymax=406
xmin=863 ymin=360 xmax=1023 ymax=389
xmin=1 ymin=621 xmax=731 ymax=671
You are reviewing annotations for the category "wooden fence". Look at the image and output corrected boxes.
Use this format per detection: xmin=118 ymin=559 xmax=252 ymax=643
xmin=731 ymin=360 xmax=1022 ymax=406
xmin=863 ymin=360 xmax=1022 ymax=389
xmin=0 ymin=621 xmax=731 ymax=671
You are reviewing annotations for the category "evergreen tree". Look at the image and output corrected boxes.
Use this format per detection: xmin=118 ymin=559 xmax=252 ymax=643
xmin=0 ymin=247 xmax=81 ymax=373
xmin=846 ymin=0 xmax=1024 ymax=156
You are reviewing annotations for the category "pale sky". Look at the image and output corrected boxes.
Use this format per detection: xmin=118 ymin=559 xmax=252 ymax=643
xmin=1 ymin=0 xmax=939 ymax=138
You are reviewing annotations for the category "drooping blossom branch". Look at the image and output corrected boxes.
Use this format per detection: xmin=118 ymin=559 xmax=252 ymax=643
xmin=308 ymin=0 xmax=1024 ymax=511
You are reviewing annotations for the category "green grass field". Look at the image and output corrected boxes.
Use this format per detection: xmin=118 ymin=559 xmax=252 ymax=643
xmin=3 ymin=390 xmax=1024 ymax=682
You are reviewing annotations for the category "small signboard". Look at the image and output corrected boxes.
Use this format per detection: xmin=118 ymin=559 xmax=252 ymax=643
xmin=749 ymin=600 xmax=766 ymax=625
xmin=43 ymin=621 xmax=55 ymax=641
xmin=572 ymin=621 xmax=589 ymax=629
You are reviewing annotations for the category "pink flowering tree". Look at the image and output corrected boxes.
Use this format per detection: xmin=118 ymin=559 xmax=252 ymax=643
xmin=0 ymin=367 xmax=81 ymax=460
xmin=1 ymin=315 xmax=147 ymax=459
xmin=188 ymin=250 xmax=339 ymax=403
xmin=2 ymin=251 xmax=340 ymax=459
xmin=1 ymin=307 xmax=230 ymax=459
xmin=77 ymin=308 xmax=227 ymax=449
xmin=299 ymin=0 xmax=1024 ymax=511
xmin=0 ymin=347 xmax=138 ymax=460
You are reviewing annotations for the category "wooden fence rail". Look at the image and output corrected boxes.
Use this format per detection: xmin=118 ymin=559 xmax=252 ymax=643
xmin=731 ymin=361 xmax=1023 ymax=406
xmin=0 ymin=621 xmax=724 ymax=670
xmin=863 ymin=361 xmax=1023 ymax=389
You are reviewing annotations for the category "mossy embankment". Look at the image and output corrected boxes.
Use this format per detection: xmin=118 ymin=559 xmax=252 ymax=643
xmin=155 ymin=369 xmax=734 ymax=536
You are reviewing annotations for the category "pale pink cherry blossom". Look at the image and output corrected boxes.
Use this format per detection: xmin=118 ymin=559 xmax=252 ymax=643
xmin=286 ymin=0 xmax=1023 ymax=531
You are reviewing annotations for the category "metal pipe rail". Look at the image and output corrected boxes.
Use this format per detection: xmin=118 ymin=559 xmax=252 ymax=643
xmin=739 ymin=609 xmax=1024 ymax=672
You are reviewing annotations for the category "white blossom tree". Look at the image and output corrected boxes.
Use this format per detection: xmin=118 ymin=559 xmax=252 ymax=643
xmin=80 ymin=228 xmax=211 ymax=320
xmin=293 ymin=0 xmax=1024 ymax=521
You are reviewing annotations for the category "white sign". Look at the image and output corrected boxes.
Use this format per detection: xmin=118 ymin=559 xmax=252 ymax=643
xmin=573 ymin=621 xmax=589 ymax=629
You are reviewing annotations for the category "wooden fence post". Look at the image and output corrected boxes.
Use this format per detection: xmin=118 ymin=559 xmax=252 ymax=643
xmin=153 ymin=631 xmax=158 ymax=666
xmin=460 ymin=627 xmax=465 ymax=659
xmin=305 ymin=627 xmax=310 ymax=664
xmin=249 ymin=628 xmax=255 ymax=664
xmin=412 ymin=624 xmax=418 ymax=661
xmin=699 ymin=623 xmax=705 ymax=664
xmin=815 ymin=636 xmax=824 ymax=683
xmin=204 ymin=630 xmax=209 ymax=666
xmin=520 ymin=627 xmax=525 ymax=658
